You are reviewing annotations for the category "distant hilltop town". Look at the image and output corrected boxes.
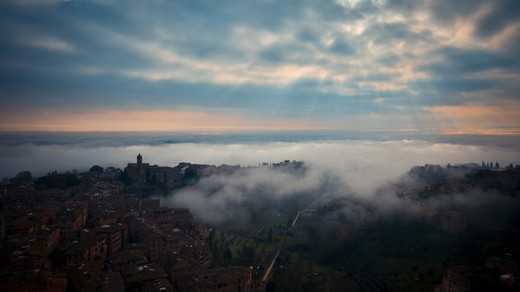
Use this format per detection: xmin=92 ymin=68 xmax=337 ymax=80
xmin=123 ymin=153 xmax=217 ymax=188
xmin=120 ymin=153 xmax=305 ymax=194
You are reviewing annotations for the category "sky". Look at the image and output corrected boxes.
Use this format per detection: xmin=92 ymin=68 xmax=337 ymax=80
xmin=1 ymin=0 xmax=520 ymax=133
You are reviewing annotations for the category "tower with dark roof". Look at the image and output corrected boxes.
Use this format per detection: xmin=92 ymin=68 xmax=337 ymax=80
xmin=137 ymin=153 xmax=142 ymax=166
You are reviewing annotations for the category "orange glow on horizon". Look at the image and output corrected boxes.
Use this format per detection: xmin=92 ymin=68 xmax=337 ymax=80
xmin=1 ymin=106 xmax=518 ymax=135
xmin=425 ymin=103 xmax=520 ymax=135
xmin=0 ymin=109 xmax=330 ymax=132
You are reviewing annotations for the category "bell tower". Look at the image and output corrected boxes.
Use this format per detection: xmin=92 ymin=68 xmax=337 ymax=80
xmin=137 ymin=153 xmax=142 ymax=166
xmin=137 ymin=153 xmax=145 ymax=179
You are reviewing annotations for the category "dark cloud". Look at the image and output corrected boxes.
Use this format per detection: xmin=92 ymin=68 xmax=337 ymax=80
xmin=0 ymin=68 xmax=186 ymax=108
xmin=362 ymin=22 xmax=432 ymax=45
xmin=473 ymin=0 xmax=520 ymax=39
xmin=0 ymin=0 xmax=519 ymax=129
xmin=427 ymin=0 xmax=487 ymax=26
xmin=329 ymin=38 xmax=355 ymax=56
xmin=383 ymin=0 xmax=422 ymax=13
xmin=295 ymin=28 xmax=321 ymax=44
xmin=312 ymin=0 xmax=365 ymax=21
xmin=375 ymin=54 xmax=401 ymax=66
xmin=383 ymin=0 xmax=520 ymax=47
xmin=412 ymin=46 xmax=520 ymax=105
xmin=258 ymin=43 xmax=313 ymax=64
xmin=348 ymin=73 xmax=395 ymax=83
xmin=425 ymin=0 xmax=520 ymax=43
xmin=426 ymin=47 xmax=520 ymax=75
xmin=408 ymin=78 xmax=497 ymax=106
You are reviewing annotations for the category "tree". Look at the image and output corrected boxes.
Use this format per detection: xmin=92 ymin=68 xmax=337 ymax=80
xmin=10 ymin=171 xmax=32 ymax=185
xmin=89 ymin=165 xmax=104 ymax=173
xmin=16 ymin=171 xmax=32 ymax=180
xmin=120 ymin=169 xmax=131 ymax=186
xmin=35 ymin=173 xmax=81 ymax=190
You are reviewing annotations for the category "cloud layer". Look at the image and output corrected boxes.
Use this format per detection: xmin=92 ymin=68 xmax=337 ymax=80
xmin=0 ymin=0 xmax=519 ymax=132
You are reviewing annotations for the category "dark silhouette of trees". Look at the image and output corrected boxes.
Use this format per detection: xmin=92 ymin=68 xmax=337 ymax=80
xmin=120 ymin=169 xmax=131 ymax=186
xmin=9 ymin=171 xmax=32 ymax=185
xmin=89 ymin=165 xmax=104 ymax=173
xmin=35 ymin=173 xmax=81 ymax=190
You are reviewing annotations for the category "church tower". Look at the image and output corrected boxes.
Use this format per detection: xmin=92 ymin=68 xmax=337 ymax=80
xmin=137 ymin=153 xmax=145 ymax=180
xmin=137 ymin=153 xmax=142 ymax=166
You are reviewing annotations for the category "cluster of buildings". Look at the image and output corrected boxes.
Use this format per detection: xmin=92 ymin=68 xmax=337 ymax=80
xmin=435 ymin=257 xmax=517 ymax=292
xmin=415 ymin=162 xmax=520 ymax=193
xmin=125 ymin=153 xmax=216 ymax=186
xmin=0 ymin=154 xmax=253 ymax=291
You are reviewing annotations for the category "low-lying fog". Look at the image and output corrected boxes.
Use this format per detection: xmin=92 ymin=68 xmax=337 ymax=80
xmin=162 ymin=143 xmax=520 ymax=225
xmin=2 ymin=132 xmax=519 ymax=226
xmin=1 ymin=136 xmax=518 ymax=181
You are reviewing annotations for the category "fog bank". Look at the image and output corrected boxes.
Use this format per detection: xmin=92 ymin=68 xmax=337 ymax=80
xmin=1 ymin=139 xmax=518 ymax=180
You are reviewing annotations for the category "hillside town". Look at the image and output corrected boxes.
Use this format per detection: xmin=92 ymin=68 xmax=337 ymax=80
xmin=0 ymin=154 xmax=519 ymax=291
xmin=0 ymin=154 xmax=254 ymax=291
